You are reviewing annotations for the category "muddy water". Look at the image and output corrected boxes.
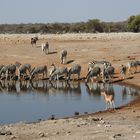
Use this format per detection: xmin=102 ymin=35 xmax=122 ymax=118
xmin=0 ymin=80 xmax=139 ymax=124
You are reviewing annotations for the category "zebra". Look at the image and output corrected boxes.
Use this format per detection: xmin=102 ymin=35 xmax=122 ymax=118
xmin=31 ymin=36 xmax=38 ymax=46
xmin=0 ymin=65 xmax=8 ymax=79
xmin=0 ymin=64 xmax=17 ymax=80
xmin=60 ymin=50 xmax=67 ymax=64
xmin=127 ymin=60 xmax=140 ymax=74
xmin=30 ymin=65 xmax=47 ymax=80
xmin=49 ymin=67 xmax=68 ymax=81
xmin=67 ymin=64 xmax=81 ymax=80
xmin=17 ymin=63 xmax=31 ymax=80
xmin=85 ymin=67 xmax=101 ymax=83
xmin=88 ymin=60 xmax=111 ymax=72
xmin=49 ymin=64 xmax=56 ymax=77
xmin=119 ymin=64 xmax=127 ymax=79
xmin=42 ymin=42 xmax=49 ymax=54
xmin=0 ymin=64 xmax=4 ymax=70
xmin=101 ymin=64 xmax=115 ymax=83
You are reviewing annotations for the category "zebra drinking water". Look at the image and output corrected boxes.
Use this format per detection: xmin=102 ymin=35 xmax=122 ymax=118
xmin=49 ymin=67 xmax=68 ymax=81
xmin=101 ymin=64 xmax=115 ymax=83
xmin=17 ymin=63 xmax=31 ymax=80
xmin=88 ymin=60 xmax=111 ymax=72
xmin=30 ymin=65 xmax=47 ymax=80
xmin=0 ymin=64 xmax=17 ymax=80
xmin=85 ymin=67 xmax=101 ymax=83
xmin=67 ymin=64 xmax=81 ymax=80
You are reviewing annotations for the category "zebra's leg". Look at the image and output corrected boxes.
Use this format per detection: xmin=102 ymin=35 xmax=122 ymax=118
xmin=106 ymin=102 xmax=108 ymax=110
xmin=60 ymin=58 xmax=63 ymax=64
xmin=62 ymin=57 xmax=64 ymax=64
xmin=47 ymin=48 xmax=49 ymax=54
xmin=6 ymin=70 xmax=9 ymax=80
xmin=65 ymin=56 xmax=67 ymax=64
xmin=57 ymin=74 xmax=59 ymax=81
xmin=43 ymin=72 xmax=44 ymax=79
xmin=17 ymin=69 xmax=21 ymax=80
xmin=128 ymin=67 xmax=130 ymax=75
xmin=112 ymin=101 xmax=115 ymax=108
xmin=78 ymin=73 xmax=80 ymax=80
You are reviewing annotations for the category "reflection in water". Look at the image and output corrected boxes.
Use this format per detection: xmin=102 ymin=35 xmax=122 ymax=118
xmin=0 ymin=80 xmax=139 ymax=124
xmin=85 ymin=83 xmax=115 ymax=109
xmin=49 ymin=80 xmax=81 ymax=99
xmin=122 ymin=86 xmax=127 ymax=100
xmin=0 ymin=80 xmax=139 ymax=100
xmin=0 ymin=80 xmax=82 ymax=97
xmin=121 ymin=86 xmax=140 ymax=100
xmin=85 ymin=82 xmax=140 ymax=110
xmin=85 ymin=83 xmax=102 ymax=100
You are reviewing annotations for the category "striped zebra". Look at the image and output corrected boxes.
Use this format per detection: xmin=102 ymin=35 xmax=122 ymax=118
xmin=88 ymin=60 xmax=111 ymax=71
xmin=17 ymin=63 xmax=31 ymax=80
xmin=42 ymin=42 xmax=49 ymax=54
xmin=60 ymin=50 xmax=67 ymax=64
xmin=49 ymin=64 xmax=56 ymax=77
xmin=127 ymin=60 xmax=140 ymax=74
xmin=30 ymin=65 xmax=47 ymax=80
xmin=119 ymin=64 xmax=127 ymax=79
xmin=101 ymin=64 xmax=115 ymax=83
xmin=67 ymin=64 xmax=81 ymax=80
xmin=49 ymin=66 xmax=68 ymax=81
xmin=0 ymin=64 xmax=17 ymax=80
xmin=31 ymin=36 xmax=38 ymax=46
xmin=85 ymin=66 xmax=101 ymax=83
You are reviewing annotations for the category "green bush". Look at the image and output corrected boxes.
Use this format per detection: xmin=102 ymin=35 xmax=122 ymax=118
xmin=127 ymin=15 xmax=140 ymax=32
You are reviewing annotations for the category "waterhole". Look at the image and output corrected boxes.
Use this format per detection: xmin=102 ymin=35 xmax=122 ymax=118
xmin=0 ymin=80 xmax=139 ymax=124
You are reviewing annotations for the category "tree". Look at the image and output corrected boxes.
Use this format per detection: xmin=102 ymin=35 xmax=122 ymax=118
xmin=127 ymin=15 xmax=140 ymax=32
xmin=86 ymin=19 xmax=103 ymax=33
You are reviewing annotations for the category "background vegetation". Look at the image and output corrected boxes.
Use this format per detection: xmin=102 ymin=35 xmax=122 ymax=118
xmin=0 ymin=14 xmax=139 ymax=34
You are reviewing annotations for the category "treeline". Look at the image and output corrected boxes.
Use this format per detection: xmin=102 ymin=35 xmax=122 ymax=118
xmin=0 ymin=15 xmax=140 ymax=34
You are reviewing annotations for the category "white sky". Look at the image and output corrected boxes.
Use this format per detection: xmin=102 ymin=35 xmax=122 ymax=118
xmin=0 ymin=0 xmax=140 ymax=23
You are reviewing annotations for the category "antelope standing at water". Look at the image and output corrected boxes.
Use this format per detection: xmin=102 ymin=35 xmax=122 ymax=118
xmin=101 ymin=90 xmax=115 ymax=109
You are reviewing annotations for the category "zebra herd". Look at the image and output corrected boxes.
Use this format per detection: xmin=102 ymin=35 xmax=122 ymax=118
xmin=87 ymin=59 xmax=140 ymax=83
xmin=0 ymin=62 xmax=81 ymax=82
xmin=0 ymin=59 xmax=139 ymax=84
xmin=1 ymin=37 xmax=138 ymax=85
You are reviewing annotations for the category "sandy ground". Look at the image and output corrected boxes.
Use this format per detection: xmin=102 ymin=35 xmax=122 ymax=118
xmin=0 ymin=33 xmax=140 ymax=140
